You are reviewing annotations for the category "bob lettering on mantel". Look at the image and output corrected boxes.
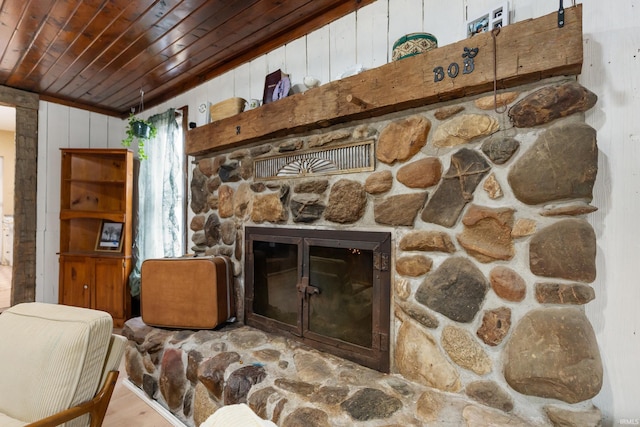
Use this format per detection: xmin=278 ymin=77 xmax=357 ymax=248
xmin=433 ymin=47 xmax=479 ymax=82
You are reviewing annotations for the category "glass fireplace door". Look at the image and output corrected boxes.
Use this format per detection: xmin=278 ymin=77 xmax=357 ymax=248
xmin=252 ymin=240 xmax=300 ymax=328
xmin=247 ymin=235 xmax=303 ymax=337
xmin=306 ymin=243 xmax=374 ymax=349
xmin=245 ymin=227 xmax=391 ymax=372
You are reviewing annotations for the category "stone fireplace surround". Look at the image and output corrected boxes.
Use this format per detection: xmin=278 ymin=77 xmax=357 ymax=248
xmin=124 ymin=76 xmax=603 ymax=426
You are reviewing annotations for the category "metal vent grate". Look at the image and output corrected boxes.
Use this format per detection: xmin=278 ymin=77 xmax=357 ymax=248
xmin=254 ymin=139 xmax=375 ymax=180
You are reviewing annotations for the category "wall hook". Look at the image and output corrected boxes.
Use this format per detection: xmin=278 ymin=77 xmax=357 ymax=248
xmin=558 ymin=0 xmax=565 ymax=28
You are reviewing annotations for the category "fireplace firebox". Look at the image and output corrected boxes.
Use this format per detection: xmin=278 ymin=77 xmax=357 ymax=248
xmin=244 ymin=227 xmax=391 ymax=372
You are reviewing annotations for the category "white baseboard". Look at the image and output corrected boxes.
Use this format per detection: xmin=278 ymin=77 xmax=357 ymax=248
xmin=123 ymin=379 xmax=189 ymax=427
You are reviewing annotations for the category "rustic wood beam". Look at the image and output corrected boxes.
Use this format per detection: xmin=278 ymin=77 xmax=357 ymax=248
xmin=0 ymin=85 xmax=39 ymax=110
xmin=0 ymin=86 xmax=40 ymax=305
xmin=186 ymin=5 xmax=583 ymax=157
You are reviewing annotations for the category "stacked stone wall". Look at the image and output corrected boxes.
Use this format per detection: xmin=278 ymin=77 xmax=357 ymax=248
xmin=125 ymin=77 xmax=604 ymax=426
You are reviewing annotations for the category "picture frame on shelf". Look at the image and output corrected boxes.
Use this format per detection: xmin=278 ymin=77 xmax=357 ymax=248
xmin=262 ymin=69 xmax=289 ymax=105
xmin=466 ymin=2 xmax=509 ymax=37
xmin=95 ymin=220 xmax=124 ymax=252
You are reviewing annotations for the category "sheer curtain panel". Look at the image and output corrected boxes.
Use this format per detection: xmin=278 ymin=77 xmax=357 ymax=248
xmin=129 ymin=108 xmax=184 ymax=297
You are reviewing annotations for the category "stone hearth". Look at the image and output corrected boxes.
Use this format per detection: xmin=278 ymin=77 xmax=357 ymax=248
xmin=126 ymin=318 xmax=502 ymax=426
xmin=124 ymin=316 xmax=601 ymax=426
xmin=125 ymin=76 xmax=604 ymax=426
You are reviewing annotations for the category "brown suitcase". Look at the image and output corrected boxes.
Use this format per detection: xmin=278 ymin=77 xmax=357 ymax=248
xmin=140 ymin=255 xmax=235 ymax=329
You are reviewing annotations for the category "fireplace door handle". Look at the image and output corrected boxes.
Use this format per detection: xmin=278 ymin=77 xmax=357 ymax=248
xmin=305 ymin=285 xmax=320 ymax=296
xmin=296 ymin=277 xmax=320 ymax=297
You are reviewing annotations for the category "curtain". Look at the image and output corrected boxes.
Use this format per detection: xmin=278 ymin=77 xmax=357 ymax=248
xmin=129 ymin=108 xmax=184 ymax=297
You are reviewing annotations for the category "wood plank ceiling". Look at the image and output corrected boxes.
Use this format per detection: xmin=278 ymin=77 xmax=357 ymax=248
xmin=0 ymin=0 xmax=375 ymax=117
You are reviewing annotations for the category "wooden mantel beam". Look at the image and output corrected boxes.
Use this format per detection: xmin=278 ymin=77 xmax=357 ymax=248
xmin=186 ymin=5 xmax=583 ymax=157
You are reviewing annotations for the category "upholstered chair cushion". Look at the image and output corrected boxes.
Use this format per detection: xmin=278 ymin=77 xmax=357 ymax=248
xmin=0 ymin=302 xmax=113 ymax=425
xmin=99 ymin=334 xmax=127 ymax=387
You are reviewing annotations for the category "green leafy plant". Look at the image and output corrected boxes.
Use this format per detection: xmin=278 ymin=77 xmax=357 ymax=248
xmin=122 ymin=113 xmax=157 ymax=160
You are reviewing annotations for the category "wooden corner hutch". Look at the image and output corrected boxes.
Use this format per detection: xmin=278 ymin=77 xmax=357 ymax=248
xmin=58 ymin=148 xmax=133 ymax=327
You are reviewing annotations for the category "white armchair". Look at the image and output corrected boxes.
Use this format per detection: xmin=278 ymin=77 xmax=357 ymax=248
xmin=0 ymin=302 xmax=126 ymax=427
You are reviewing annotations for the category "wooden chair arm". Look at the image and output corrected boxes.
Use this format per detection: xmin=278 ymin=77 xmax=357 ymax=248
xmin=25 ymin=370 xmax=119 ymax=427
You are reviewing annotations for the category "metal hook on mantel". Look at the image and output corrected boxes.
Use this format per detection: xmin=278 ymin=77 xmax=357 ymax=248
xmin=558 ymin=0 xmax=565 ymax=28
xmin=491 ymin=28 xmax=507 ymax=114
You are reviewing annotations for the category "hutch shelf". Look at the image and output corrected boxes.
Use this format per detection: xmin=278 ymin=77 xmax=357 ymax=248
xmin=58 ymin=148 xmax=133 ymax=327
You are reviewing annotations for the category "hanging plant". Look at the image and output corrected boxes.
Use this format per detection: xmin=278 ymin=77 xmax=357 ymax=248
xmin=122 ymin=89 xmax=157 ymax=160
xmin=122 ymin=113 xmax=157 ymax=160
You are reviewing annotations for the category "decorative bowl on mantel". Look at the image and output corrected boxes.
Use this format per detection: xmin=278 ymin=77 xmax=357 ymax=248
xmin=392 ymin=32 xmax=438 ymax=61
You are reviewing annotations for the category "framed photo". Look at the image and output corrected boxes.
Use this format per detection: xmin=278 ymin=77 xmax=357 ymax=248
xmin=262 ymin=69 xmax=289 ymax=105
xmin=466 ymin=3 xmax=509 ymax=38
xmin=95 ymin=220 xmax=124 ymax=252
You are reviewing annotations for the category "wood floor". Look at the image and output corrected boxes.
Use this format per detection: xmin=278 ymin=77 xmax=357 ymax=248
xmin=103 ymin=358 xmax=177 ymax=427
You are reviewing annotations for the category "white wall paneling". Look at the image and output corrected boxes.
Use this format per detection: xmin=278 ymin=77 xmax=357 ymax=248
xmin=582 ymin=8 xmax=640 ymax=421
xmin=41 ymin=102 xmax=67 ymax=304
xmin=89 ymin=112 xmax=109 ymax=148
xmin=45 ymin=103 xmax=67 ymax=220
xmin=233 ymin=62 xmax=253 ymax=105
xmin=68 ymin=108 xmax=90 ymax=148
xmin=424 ymin=0 xmax=465 ymax=46
xmin=265 ymin=45 xmax=287 ymax=76
xmin=249 ymin=55 xmax=268 ymax=102
xmin=306 ymin=26 xmax=331 ymax=87
xmin=107 ymin=114 xmax=127 ymax=148
xmin=284 ymin=37 xmax=308 ymax=91
xmin=388 ymin=0 xmax=424 ymax=59
xmin=207 ymin=69 xmax=235 ymax=107
xmin=329 ymin=13 xmax=357 ymax=80
xmin=172 ymin=91 xmax=193 ymax=120
xmin=508 ymin=0 xmax=561 ymax=23
xmin=356 ymin=0 xmax=390 ymax=69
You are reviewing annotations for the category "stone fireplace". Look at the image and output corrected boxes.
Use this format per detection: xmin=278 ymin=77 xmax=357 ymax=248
xmin=122 ymin=6 xmax=602 ymax=425
xmin=124 ymin=74 xmax=604 ymax=426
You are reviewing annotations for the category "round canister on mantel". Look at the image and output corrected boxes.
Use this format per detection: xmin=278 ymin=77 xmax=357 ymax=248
xmin=392 ymin=32 xmax=438 ymax=61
